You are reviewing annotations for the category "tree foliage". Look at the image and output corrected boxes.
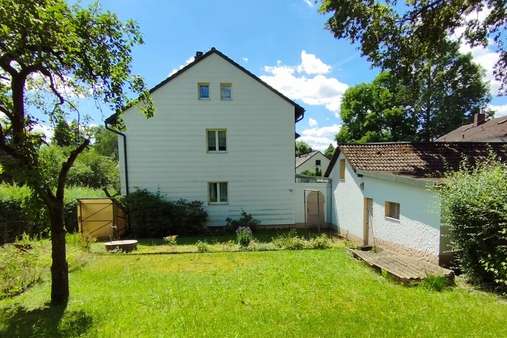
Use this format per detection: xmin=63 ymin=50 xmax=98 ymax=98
xmin=320 ymin=0 xmax=507 ymax=95
xmin=439 ymin=159 xmax=507 ymax=293
xmin=0 ymin=0 xmax=153 ymax=304
xmin=324 ymin=144 xmax=335 ymax=159
xmin=337 ymin=50 xmax=489 ymax=143
xmin=91 ymin=126 xmax=118 ymax=160
xmin=296 ymin=140 xmax=313 ymax=157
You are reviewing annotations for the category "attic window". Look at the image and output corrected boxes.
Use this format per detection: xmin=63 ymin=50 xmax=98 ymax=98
xmin=221 ymin=83 xmax=232 ymax=100
xmin=198 ymin=83 xmax=209 ymax=99
xmin=316 ymin=159 xmax=321 ymax=166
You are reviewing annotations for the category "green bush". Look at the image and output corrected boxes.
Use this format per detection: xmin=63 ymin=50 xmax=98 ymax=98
xmin=272 ymin=230 xmax=306 ymax=250
xmin=125 ymin=189 xmax=207 ymax=237
xmin=196 ymin=240 xmax=209 ymax=253
xmin=307 ymin=234 xmax=332 ymax=249
xmin=236 ymin=226 xmax=253 ymax=247
xmin=0 ymin=184 xmax=104 ymax=244
xmin=225 ymin=210 xmax=260 ymax=232
xmin=439 ymin=160 xmax=507 ymax=293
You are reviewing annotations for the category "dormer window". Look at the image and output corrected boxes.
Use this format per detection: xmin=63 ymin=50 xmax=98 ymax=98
xmin=221 ymin=83 xmax=232 ymax=100
xmin=198 ymin=83 xmax=209 ymax=99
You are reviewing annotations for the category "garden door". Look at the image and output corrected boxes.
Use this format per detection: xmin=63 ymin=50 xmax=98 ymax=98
xmin=305 ymin=190 xmax=325 ymax=228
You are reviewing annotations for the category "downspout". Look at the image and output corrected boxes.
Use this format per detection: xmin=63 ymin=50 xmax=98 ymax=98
xmin=104 ymin=119 xmax=129 ymax=196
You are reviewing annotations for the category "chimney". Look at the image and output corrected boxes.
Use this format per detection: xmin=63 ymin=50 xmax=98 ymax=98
xmin=473 ymin=111 xmax=486 ymax=127
xmin=194 ymin=51 xmax=204 ymax=60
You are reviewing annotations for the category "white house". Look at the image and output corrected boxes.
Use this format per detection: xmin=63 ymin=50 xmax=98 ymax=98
xmin=296 ymin=151 xmax=330 ymax=176
xmin=105 ymin=48 xmax=321 ymax=227
xmin=324 ymin=142 xmax=507 ymax=265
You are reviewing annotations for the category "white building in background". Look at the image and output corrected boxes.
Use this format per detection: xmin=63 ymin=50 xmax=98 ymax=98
xmin=295 ymin=151 xmax=330 ymax=176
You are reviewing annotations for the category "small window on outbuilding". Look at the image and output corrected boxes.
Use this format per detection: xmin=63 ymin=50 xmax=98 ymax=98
xmin=198 ymin=83 xmax=209 ymax=99
xmin=315 ymin=159 xmax=321 ymax=166
xmin=220 ymin=83 xmax=232 ymax=100
xmin=385 ymin=201 xmax=400 ymax=220
xmin=339 ymin=159 xmax=346 ymax=180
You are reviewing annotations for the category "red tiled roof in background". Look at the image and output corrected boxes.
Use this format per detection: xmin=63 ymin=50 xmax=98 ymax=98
xmin=437 ymin=115 xmax=507 ymax=142
xmin=324 ymin=142 xmax=507 ymax=178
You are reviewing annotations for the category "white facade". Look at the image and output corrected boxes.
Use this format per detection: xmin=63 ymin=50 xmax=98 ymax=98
xmin=118 ymin=52 xmax=299 ymax=226
xmin=328 ymin=153 xmax=442 ymax=262
xmin=295 ymin=151 xmax=330 ymax=176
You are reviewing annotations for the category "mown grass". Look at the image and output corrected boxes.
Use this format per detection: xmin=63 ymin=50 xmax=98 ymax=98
xmin=0 ymin=243 xmax=506 ymax=337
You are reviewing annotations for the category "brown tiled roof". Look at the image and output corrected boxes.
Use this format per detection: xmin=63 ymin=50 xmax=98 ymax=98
xmin=437 ymin=116 xmax=507 ymax=142
xmin=324 ymin=142 xmax=507 ymax=178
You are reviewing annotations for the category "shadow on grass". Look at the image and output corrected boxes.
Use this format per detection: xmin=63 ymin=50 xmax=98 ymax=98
xmin=0 ymin=303 xmax=92 ymax=338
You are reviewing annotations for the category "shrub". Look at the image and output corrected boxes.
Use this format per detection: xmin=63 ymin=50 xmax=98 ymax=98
xmin=272 ymin=230 xmax=306 ymax=250
xmin=308 ymin=234 xmax=332 ymax=249
xmin=225 ymin=210 xmax=260 ymax=232
xmin=236 ymin=226 xmax=253 ymax=247
xmin=163 ymin=235 xmax=178 ymax=245
xmin=196 ymin=240 xmax=209 ymax=253
xmin=438 ymin=159 xmax=507 ymax=293
xmin=125 ymin=189 xmax=208 ymax=237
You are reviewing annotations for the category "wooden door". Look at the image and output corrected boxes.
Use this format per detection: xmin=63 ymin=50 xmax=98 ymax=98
xmin=306 ymin=191 xmax=325 ymax=227
xmin=363 ymin=198 xmax=373 ymax=246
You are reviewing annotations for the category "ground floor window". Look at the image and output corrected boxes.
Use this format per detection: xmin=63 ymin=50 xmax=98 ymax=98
xmin=384 ymin=201 xmax=400 ymax=220
xmin=208 ymin=182 xmax=228 ymax=203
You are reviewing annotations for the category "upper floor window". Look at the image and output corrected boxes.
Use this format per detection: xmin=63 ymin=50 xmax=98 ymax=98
xmin=315 ymin=159 xmax=321 ymax=166
xmin=198 ymin=83 xmax=209 ymax=99
xmin=385 ymin=201 xmax=400 ymax=220
xmin=207 ymin=129 xmax=227 ymax=152
xmin=339 ymin=159 xmax=346 ymax=180
xmin=221 ymin=83 xmax=232 ymax=100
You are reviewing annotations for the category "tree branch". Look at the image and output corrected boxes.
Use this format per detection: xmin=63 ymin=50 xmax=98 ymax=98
xmin=55 ymin=139 xmax=90 ymax=200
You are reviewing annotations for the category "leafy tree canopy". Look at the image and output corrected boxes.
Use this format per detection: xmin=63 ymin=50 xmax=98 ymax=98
xmin=324 ymin=144 xmax=335 ymax=159
xmin=321 ymin=0 xmax=507 ymax=95
xmin=296 ymin=140 xmax=313 ymax=157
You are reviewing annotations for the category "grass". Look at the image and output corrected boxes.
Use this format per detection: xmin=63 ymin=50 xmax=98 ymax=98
xmin=0 ymin=237 xmax=506 ymax=337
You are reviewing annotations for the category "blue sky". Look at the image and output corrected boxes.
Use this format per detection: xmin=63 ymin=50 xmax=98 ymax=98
xmin=81 ymin=0 xmax=506 ymax=149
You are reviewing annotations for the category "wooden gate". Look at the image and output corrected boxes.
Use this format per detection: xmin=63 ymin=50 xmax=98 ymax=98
xmin=305 ymin=190 xmax=325 ymax=227
xmin=77 ymin=198 xmax=127 ymax=240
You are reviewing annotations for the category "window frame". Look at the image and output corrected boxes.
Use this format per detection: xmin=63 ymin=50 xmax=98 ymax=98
xmin=384 ymin=201 xmax=400 ymax=221
xmin=206 ymin=129 xmax=227 ymax=153
xmin=208 ymin=181 xmax=228 ymax=204
xmin=220 ymin=82 xmax=232 ymax=101
xmin=338 ymin=159 xmax=346 ymax=181
xmin=315 ymin=159 xmax=321 ymax=166
xmin=198 ymin=82 xmax=210 ymax=100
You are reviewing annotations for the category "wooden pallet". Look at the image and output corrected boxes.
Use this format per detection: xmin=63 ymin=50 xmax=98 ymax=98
xmin=349 ymin=249 xmax=454 ymax=283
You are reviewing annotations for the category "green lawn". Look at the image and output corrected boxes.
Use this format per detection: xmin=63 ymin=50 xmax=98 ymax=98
xmin=1 ymin=244 xmax=506 ymax=337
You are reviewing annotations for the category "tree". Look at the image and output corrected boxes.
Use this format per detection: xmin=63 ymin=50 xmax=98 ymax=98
xmin=320 ymin=0 xmax=507 ymax=95
xmin=51 ymin=116 xmax=81 ymax=148
xmin=0 ymin=0 xmax=153 ymax=304
xmin=92 ymin=126 xmax=118 ymax=160
xmin=296 ymin=140 xmax=313 ymax=157
xmin=324 ymin=144 xmax=335 ymax=158
xmin=337 ymin=46 xmax=489 ymax=143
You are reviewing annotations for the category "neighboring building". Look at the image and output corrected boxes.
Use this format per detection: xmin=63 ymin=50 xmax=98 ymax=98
xmin=106 ymin=48 xmax=312 ymax=226
xmin=437 ymin=112 xmax=507 ymax=142
xmin=324 ymin=142 xmax=507 ymax=265
xmin=295 ymin=150 xmax=330 ymax=176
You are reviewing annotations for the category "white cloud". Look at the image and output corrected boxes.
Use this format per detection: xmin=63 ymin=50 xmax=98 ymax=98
xmin=303 ymin=0 xmax=314 ymax=7
xmin=297 ymin=50 xmax=331 ymax=75
xmin=299 ymin=124 xmax=340 ymax=151
xmin=260 ymin=51 xmax=348 ymax=114
xmin=308 ymin=117 xmax=318 ymax=127
xmin=242 ymin=57 xmax=249 ymax=63
xmin=169 ymin=56 xmax=194 ymax=76
xmin=490 ymin=103 xmax=507 ymax=117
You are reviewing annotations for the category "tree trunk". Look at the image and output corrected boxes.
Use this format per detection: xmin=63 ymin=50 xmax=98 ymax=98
xmin=48 ymin=199 xmax=69 ymax=305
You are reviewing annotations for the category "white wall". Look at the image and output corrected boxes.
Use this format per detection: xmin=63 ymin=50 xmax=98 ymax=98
xmin=328 ymin=153 xmax=442 ymax=259
xmin=293 ymin=182 xmax=330 ymax=224
xmin=328 ymin=153 xmax=365 ymax=239
xmin=296 ymin=152 xmax=330 ymax=176
xmin=363 ymin=175 xmax=441 ymax=257
xmin=119 ymin=53 xmax=297 ymax=226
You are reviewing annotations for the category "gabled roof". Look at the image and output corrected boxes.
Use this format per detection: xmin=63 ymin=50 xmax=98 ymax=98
xmin=437 ymin=115 xmax=507 ymax=142
xmin=296 ymin=150 xmax=320 ymax=167
xmin=324 ymin=142 xmax=507 ymax=178
xmin=105 ymin=47 xmax=305 ymax=124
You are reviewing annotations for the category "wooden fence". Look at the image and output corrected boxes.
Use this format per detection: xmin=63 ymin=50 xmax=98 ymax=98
xmin=77 ymin=198 xmax=127 ymax=241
